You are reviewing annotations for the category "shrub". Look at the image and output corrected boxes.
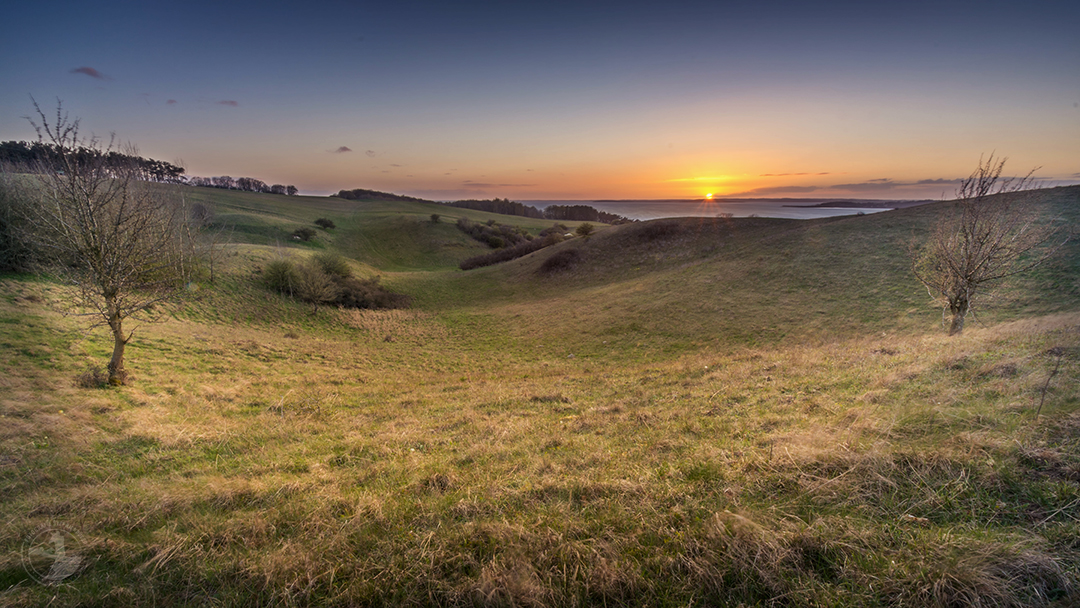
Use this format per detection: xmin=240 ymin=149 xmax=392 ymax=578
xmin=292 ymin=227 xmax=317 ymax=241
xmin=456 ymin=217 xmax=533 ymax=249
xmin=294 ymin=261 xmax=339 ymax=313
xmin=74 ymin=366 xmax=109 ymax=389
xmin=263 ymin=258 xmax=301 ymax=295
xmin=313 ymin=251 xmax=352 ymax=278
xmin=332 ymin=275 xmax=411 ymax=309
xmin=430 ymin=213 xmax=440 ymax=223
xmin=260 ymin=254 xmax=409 ymax=310
xmin=314 ymin=218 xmax=336 ymax=230
xmin=539 ymin=248 xmax=583 ymax=274
xmin=0 ymin=177 xmax=36 ymax=272
xmin=575 ymin=223 xmax=595 ymax=237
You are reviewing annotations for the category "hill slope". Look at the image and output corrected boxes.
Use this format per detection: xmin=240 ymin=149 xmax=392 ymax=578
xmin=1 ymin=185 xmax=1078 ymax=607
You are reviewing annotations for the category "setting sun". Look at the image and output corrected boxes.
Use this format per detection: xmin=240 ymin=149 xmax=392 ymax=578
xmin=705 ymin=193 xmax=713 ymax=200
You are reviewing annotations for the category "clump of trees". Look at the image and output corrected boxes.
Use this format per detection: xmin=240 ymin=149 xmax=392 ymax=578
xmin=441 ymin=198 xmax=633 ymax=224
xmin=333 ymin=188 xmax=430 ymax=203
xmin=912 ymin=155 xmax=1068 ymax=335
xmin=261 ymin=252 xmax=409 ymax=312
xmin=187 ymin=175 xmax=297 ymax=195
xmin=445 ymin=198 xmax=544 ymax=218
xmin=315 ymin=218 xmax=336 ymax=230
xmin=543 ymin=204 xmax=630 ymax=224
xmin=1 ymin=139 xmax=186 ymax=183
xmin=1 ymin=101 xmax=204 ymax=385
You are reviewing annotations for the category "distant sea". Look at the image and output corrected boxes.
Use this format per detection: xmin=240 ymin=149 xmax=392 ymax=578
xmin=519 ymin=198 xmax=932 ymax=221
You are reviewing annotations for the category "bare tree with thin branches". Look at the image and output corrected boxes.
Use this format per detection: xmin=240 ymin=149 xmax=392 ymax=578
xmin=912 ymin=154 xmax=1067 ymax=335
xmin=18 ymin=100 xmax=194 ymax=384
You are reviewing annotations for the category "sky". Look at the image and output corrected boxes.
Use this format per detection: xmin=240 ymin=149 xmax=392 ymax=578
xmin=2 ymin=0 xmax=1078 ymax=201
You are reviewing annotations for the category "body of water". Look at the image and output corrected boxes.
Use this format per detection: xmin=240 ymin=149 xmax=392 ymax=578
xmin=520 ymin=198 xmax=929 ymax=221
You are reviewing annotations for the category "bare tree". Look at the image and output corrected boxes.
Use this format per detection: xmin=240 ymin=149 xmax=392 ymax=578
xmin=912 ymin=154 xmax=1066 ymax=335
xmin=20 ymin=101 xmax=194 ymax=384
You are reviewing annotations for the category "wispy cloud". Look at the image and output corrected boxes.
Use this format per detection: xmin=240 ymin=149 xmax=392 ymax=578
xmin=729 ymin=185 xmax=822 ymax=196
xmin=831 ymin=180 xmax=900 ymax=190
xmin=331 ymin=146 xmax=352 ymax=153
xmin=665 ymin=176 xmax=732 ymax=182
xmin=759 ymin=172 xmax=832 ymax=177
xmin=166 ymin=99 xmax=178 ymax=105
xmin=217 ymin=100 xmax=239 ymax=107
xmin=365 ymin=150 xmax=376 ymax=157
xmin=916 ymin=178 xmax=962 ymax=185
xmin=70 ymin=66 xmax=109 ymax=80
xmin=462 ymin=181 xmax=536 ymax=188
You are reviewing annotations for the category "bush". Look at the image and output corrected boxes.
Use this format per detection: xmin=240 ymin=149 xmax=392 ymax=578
xmin=430 ymin=213 xmax=440 ymax=223
xmin=538 ymin=249 xmax=583 ymax=274
xmin=260 ymin=254 xmax=409 ymax=310
xmin=74 ymin=366 xmax=109 ymax=389
xmin=575 ymin=223 xmax=595 ymax=237
xmin=263 ymin=258 xmax=301 ymax=295
xmin=313 ymin=252 xmax=351 ymax=278
xmin=294 ymin=261 xmax=339 ymax=313
xmin=0 ymin=176 xmax=35 ymax=272
xmin=292 ymin=227 xmax=317 ymax=241
xmin=314 ymin=218 xmax=336 ymax=230
xmin=455 ymin=217 xmax=533 ymax=249
xmin=332 ymin=275 xmax=411 ymax=309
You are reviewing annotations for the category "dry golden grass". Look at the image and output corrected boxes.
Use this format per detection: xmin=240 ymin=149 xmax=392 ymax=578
xmin=2 ymin=187 xmax=1078 ymax=606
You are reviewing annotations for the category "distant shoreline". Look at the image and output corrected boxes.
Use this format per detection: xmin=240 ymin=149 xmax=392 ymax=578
xmin=781 ymin=200 xmax=934 ymax=209
xmin=588 ymin=198 xmax=935 ymax=209
xmin=521 ymin=198 xmax=937 ymax=220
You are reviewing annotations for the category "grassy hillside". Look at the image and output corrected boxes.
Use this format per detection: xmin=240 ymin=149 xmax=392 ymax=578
xmin=1 ymin=187 xmax=1078 ymax=607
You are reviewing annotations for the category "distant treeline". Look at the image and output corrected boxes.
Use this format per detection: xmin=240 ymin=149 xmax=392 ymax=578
xmin=1 ymin=140 xmax=301 ymax=195
xmin=0 ymin=140 xmax=185 ymax=183
xmin=188 ymin=175 xmax=297 ymax=195
xmin=333 ymin=188 xmax=432 ymax=203
xmin=445 ymin=198 xmax=545 ymax=218
xmin=544 ymin=204 xmax=631 ymax=224
xmin=445 ymin=198 xmax=632 ymax=224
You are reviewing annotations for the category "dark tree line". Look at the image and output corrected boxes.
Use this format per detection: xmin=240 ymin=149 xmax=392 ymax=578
xmin=333 ymin=188 xmax=430 ymax=202
xmin=1 ymin=140 xmax=185 ymax=183
xmin=188 ymin=175 xmax=297 ymax=195
xmin=443 ymin=198 xmax=631 ymax=224
xmin=543 ymin=204 xmax=630 ymax=224
xmin=445 ymin=198 xmax=545 ymax=219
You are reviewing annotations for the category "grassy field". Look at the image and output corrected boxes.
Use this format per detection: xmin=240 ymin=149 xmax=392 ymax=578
xmin=1 ymin=186 xmax=1078 ymax=606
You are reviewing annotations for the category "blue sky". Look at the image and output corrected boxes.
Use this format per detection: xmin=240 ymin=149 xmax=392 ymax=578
xmin=2 ymin=0 xmax=1077 ymax=199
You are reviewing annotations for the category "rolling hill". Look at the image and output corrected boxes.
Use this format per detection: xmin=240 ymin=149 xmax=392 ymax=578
xmin=1 ymin=184 xmax=1078 ymax=607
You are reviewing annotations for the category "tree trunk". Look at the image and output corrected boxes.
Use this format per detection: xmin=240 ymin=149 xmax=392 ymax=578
xmin=948 ymin=296 xmax=969 ymax=336
xmin=107 ymin=303 xmax=128 ymax=385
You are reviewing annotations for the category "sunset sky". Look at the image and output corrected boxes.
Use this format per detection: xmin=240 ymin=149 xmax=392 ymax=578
xmin=2 ymin=0 xmax=1077 ymax=200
